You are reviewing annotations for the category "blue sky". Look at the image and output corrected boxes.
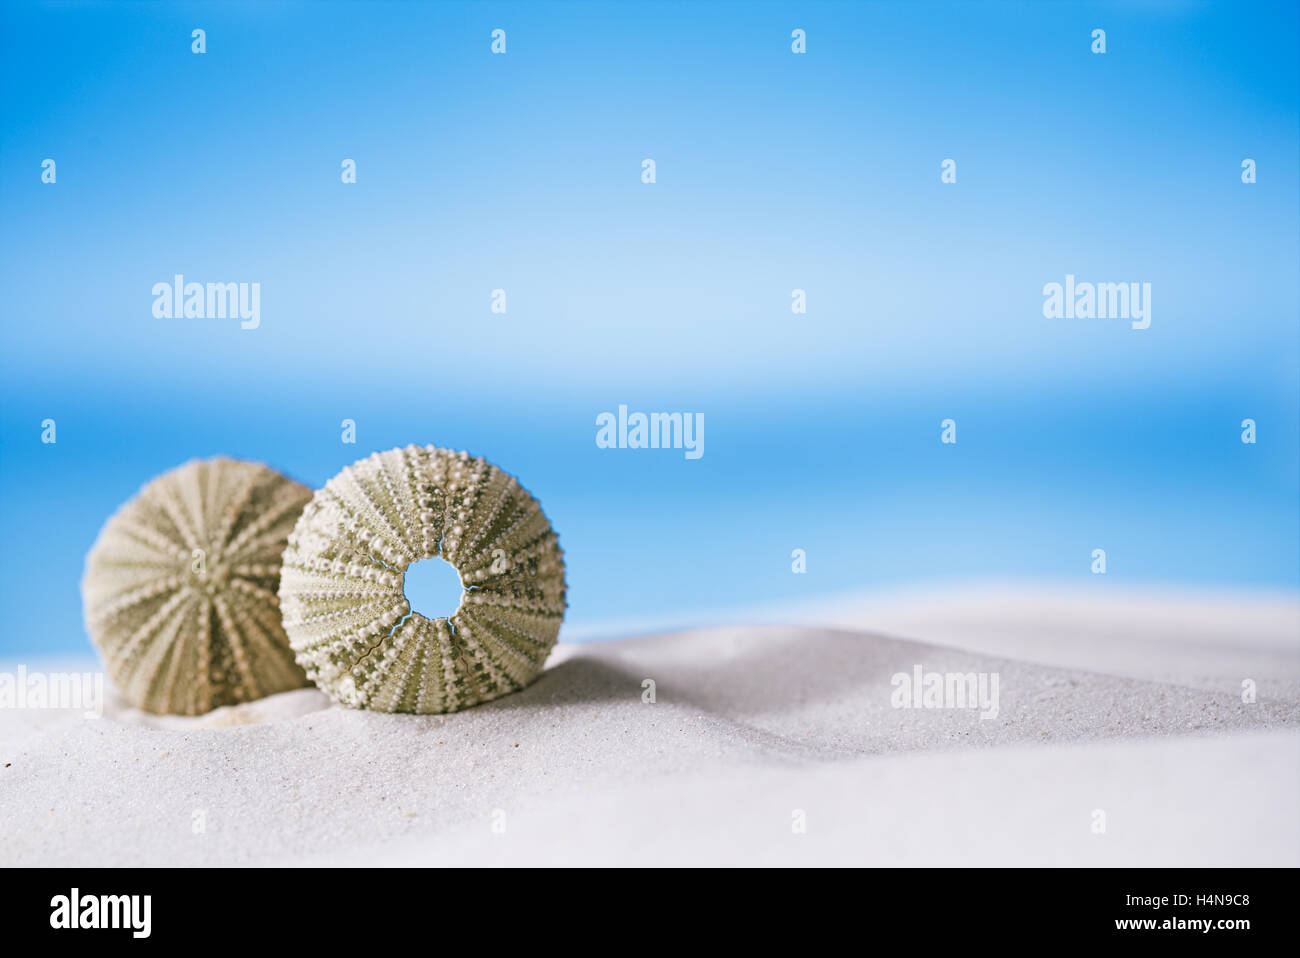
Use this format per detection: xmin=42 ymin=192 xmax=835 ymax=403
xmin=1 ymin=1 xmax=1297 ymax=654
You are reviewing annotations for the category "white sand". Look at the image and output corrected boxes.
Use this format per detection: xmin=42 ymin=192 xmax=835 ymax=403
xmin=2 ymin=586 xmax=1297 ymax=866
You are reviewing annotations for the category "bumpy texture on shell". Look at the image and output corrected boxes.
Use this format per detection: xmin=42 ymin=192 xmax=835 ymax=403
xmin=82 ymin=458 xmax=314 ymax=715
xmin=278 ymin=446 xmax=567 ymax=714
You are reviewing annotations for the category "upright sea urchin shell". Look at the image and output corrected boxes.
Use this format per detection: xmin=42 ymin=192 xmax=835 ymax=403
xmin=278 ymin=446 xmax=567 ymax=714
xmin=81 ymin=458 xmax=314 ymax=715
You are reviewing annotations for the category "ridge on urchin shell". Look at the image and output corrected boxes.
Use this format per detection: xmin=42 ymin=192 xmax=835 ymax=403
xmin=278 ymin=445 xmax=568 ymax=714
xmin=81 ymin=458 xmax=314 ymax=715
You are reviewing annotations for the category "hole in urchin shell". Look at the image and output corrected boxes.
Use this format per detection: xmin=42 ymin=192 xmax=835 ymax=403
xmin=402 ymin=557 xmax=464 ymax=620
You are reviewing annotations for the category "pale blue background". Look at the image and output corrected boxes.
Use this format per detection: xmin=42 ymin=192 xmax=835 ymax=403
xmin=1 ymin=1 xmax=1297 ymax=654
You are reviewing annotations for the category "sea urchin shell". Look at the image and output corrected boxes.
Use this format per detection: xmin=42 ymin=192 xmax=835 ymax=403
xmin=81 ymin=458 xmax=314 ymax=715
xmin=278 ymin=445 xmax=567 ymax=713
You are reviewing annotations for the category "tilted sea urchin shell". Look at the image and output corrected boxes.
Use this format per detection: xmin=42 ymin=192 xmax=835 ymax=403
xmin=81 ymin=458 xmax=314 ymax=715
xmin=278 ymin=445 xmax=567 ymax=714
